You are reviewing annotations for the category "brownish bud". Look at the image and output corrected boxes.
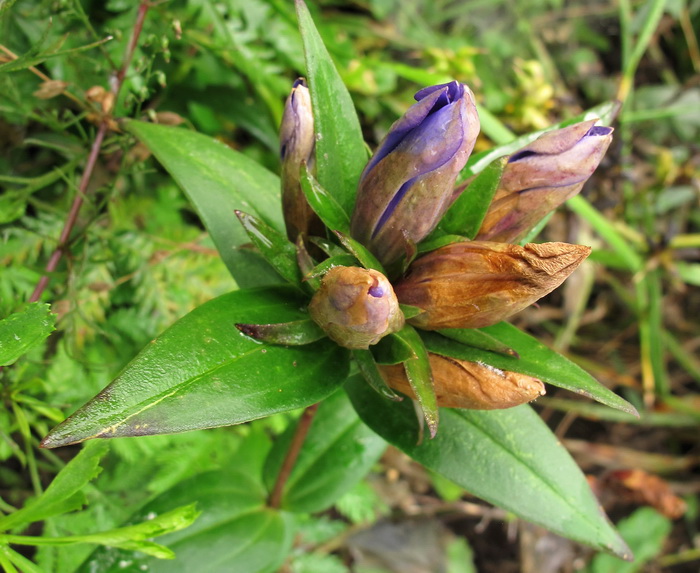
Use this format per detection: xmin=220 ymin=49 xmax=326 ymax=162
xmin=85 ymin=85 xmax=115 ymax=114
xmin=477 ymin=119 xmax=613 ymax=243
xmin=308 ymin=266 xmax=405 ymax=350
xmin=394 ymin=241 xmax=591 ymax=329
xmin=280 ymin=78 xmax=323 ymax=242
xmin=380 ymin=353 xmax=545 ymax=409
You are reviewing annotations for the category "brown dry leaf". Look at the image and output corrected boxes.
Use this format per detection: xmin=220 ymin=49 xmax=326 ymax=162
xmin=153 ymin=111 xmax=186 ymax=126
xmin=380 ymin=353 xmax=545 ymax=409
xmin=85 ymin=85 xmax=107 ymax=102
xmin=33 ymin=80 xmax=69 ymax=99
xmin=85 ymin=85 xmax=115 ymax=114
xmin=605 ymin=469 xmax=687 ymax=519
xmin=395 ymin=241 xmax=590 ymax=330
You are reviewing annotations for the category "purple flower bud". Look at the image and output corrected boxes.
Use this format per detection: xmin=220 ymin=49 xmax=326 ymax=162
xmin=351 ymin=81 xmax=480 ymax=267
xmin=280 ymin=78 xmax=322 ymax=242
xmin=477 ymin=119 xmax=613 ymax=243
xmin=308 ymin=266 xmax=405 ymax=350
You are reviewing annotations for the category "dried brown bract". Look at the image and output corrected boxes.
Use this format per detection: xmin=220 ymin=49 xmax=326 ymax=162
xmin=395 ymin=241 xmax=591 ymax=330
xmin=380 ymin=353 xmax=545 ymax=409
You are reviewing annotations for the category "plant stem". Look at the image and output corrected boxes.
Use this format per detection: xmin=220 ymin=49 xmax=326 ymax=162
xmin=0 ymin=545 xmax=18 ymax=573
xmin=28 ymin=1 xmax=151 ymax=303
xmin=28 ymin=124 xmax=107 ymax=303
xmin=268 ymin=403 xmax=319 ymax=509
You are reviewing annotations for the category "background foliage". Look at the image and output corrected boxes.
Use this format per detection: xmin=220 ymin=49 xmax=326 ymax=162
xmin=1 ymin=0 xmax=699 ymax=571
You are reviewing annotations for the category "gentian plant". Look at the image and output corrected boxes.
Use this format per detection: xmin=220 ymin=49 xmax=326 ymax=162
xmin=42 ymin=1 xmax=636 ymax=566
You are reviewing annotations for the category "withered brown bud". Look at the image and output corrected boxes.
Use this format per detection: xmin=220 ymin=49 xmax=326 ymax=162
xmin=85 ymin=85 xmax=115 ymax=114
xmin=394 ymin=241 xmax=591 ymax=330
xmin=308 ymin=266 xmax=405 ymax=350
xmin=380 ymin=353 xmax=545 ymax=409
xmin=33 ymin=80 xmax=69 ymax=100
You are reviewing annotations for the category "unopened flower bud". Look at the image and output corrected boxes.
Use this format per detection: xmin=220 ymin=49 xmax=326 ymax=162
xmin=476 ymin=119 xmax=613 ymax=243
xmin=308 ymin=266 xmax=405 ymax=349
xmin=280 ymin=78 xmax=322 ymax=241
xmin=394 ymin=241 xmax=591 ymax=330
xmin=351 ymin=81 xmax=480 ymax=267
xmin=380 ymin=353 xmax=545 ymax=409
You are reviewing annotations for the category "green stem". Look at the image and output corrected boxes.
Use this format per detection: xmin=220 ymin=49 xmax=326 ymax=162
xmin=0 ymin=545 xmax=18 ymax=573
xmin=658 ymin=547 xmax=700 ymax=567
xmin=670 ymin=234 xmax=700 ymax=249
xmin=566 ymin=195 xmax=643 ymax=272
xmin=617 ymin=0 xmax=667 ymax=102
xmin=0 ymin=534 xmax=89 ymax=546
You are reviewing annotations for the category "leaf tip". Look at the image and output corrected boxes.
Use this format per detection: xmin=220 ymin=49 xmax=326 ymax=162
xmin=623 ymin=403 xmax=640 ymax=419
xmin=235 ymin=323 xmax=256 ymax=337
xmin=428 ymin=422 xmax=438 ymax=439
xmin=606 ymin=535 xmax=634 ymax=561
xmin=39 ymin=431 xmax=82 ymax=449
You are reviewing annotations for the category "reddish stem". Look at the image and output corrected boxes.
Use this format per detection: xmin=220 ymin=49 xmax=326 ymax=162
xmin=269 ymin=403 xmax=320 ymax=509
xmin=29 ymin=125 xmax=107 ymax=302
xmin=28 ymin=1 xmax=151 ymax=304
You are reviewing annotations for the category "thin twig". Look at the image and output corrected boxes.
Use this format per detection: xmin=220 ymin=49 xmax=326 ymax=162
xmin=29 ymin=125 xmax=106 ymax=302
xmin=27 ymin=2 xmax=151 ymax=304
xmin=269 ymin=403 xmax=320 ymax=509
xmin=0 ymin=44 xmax=84 ymax=108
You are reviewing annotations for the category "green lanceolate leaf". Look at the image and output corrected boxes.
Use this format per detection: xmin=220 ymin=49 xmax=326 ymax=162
xmin=333 ymin=231 xmax=386 ymax=274
xmin=372 ymin=330 xmax=417 ymax=365
xmin=295 ymin=0 xmax=368 ymax=215
xmin=441 ymin=157 xmax=507 ymax=237
xmin=462 ymin=101 xmax=621 ymax=179
xmin=393 ymin=325 xmax=439 ymax=438
xmin=585 ymin=507 xmax=671 ymax=573
xmin=346 ymin=375 xmax=632 ymax=559
xmin=300 ymin=166 xmax=351 ymax=234
xmin=352 ymin=349 xmax=402 ymax=400
xmin=1 ymin=505 xmax=200 ymax=560
xmin=309 ymin=236 xmax=347 ymax=258
xmin=304 ymin=255 xmax=358 ymax=282
xmin=235 ymin=319 xmax=326 ymax=346
xmin=125 ymin=121 xmax=284 ymax=288
xmin=421 ymin=325 xmax=638 ymax=416
xmin=41 ymin=287 xmax=350 ymax=448
xmin=416 ymin=234 xmax=471 ymax=254
xmin=263 ymin=390 xmax=386 ymax=513
xmin=438 ymin=328 xmax=518 ymax=358
xmin=0 ymin=441 xmax=108 ymax=531
xmin=79 ymin=470 xmax=293 ymax=573
xmin=77 ymin=505 xmax=199 ymax=558
xmin=399 ymin=304 xmax=423 ymax=321
xmin=0 ymin=303 xmax=56 ymax=366
xmin=235 ymin=210 xmax=303 ymax=289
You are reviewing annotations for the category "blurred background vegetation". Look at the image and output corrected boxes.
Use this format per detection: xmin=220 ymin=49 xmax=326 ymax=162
xmin=1 ymin=0 xmax=699 ymax=571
